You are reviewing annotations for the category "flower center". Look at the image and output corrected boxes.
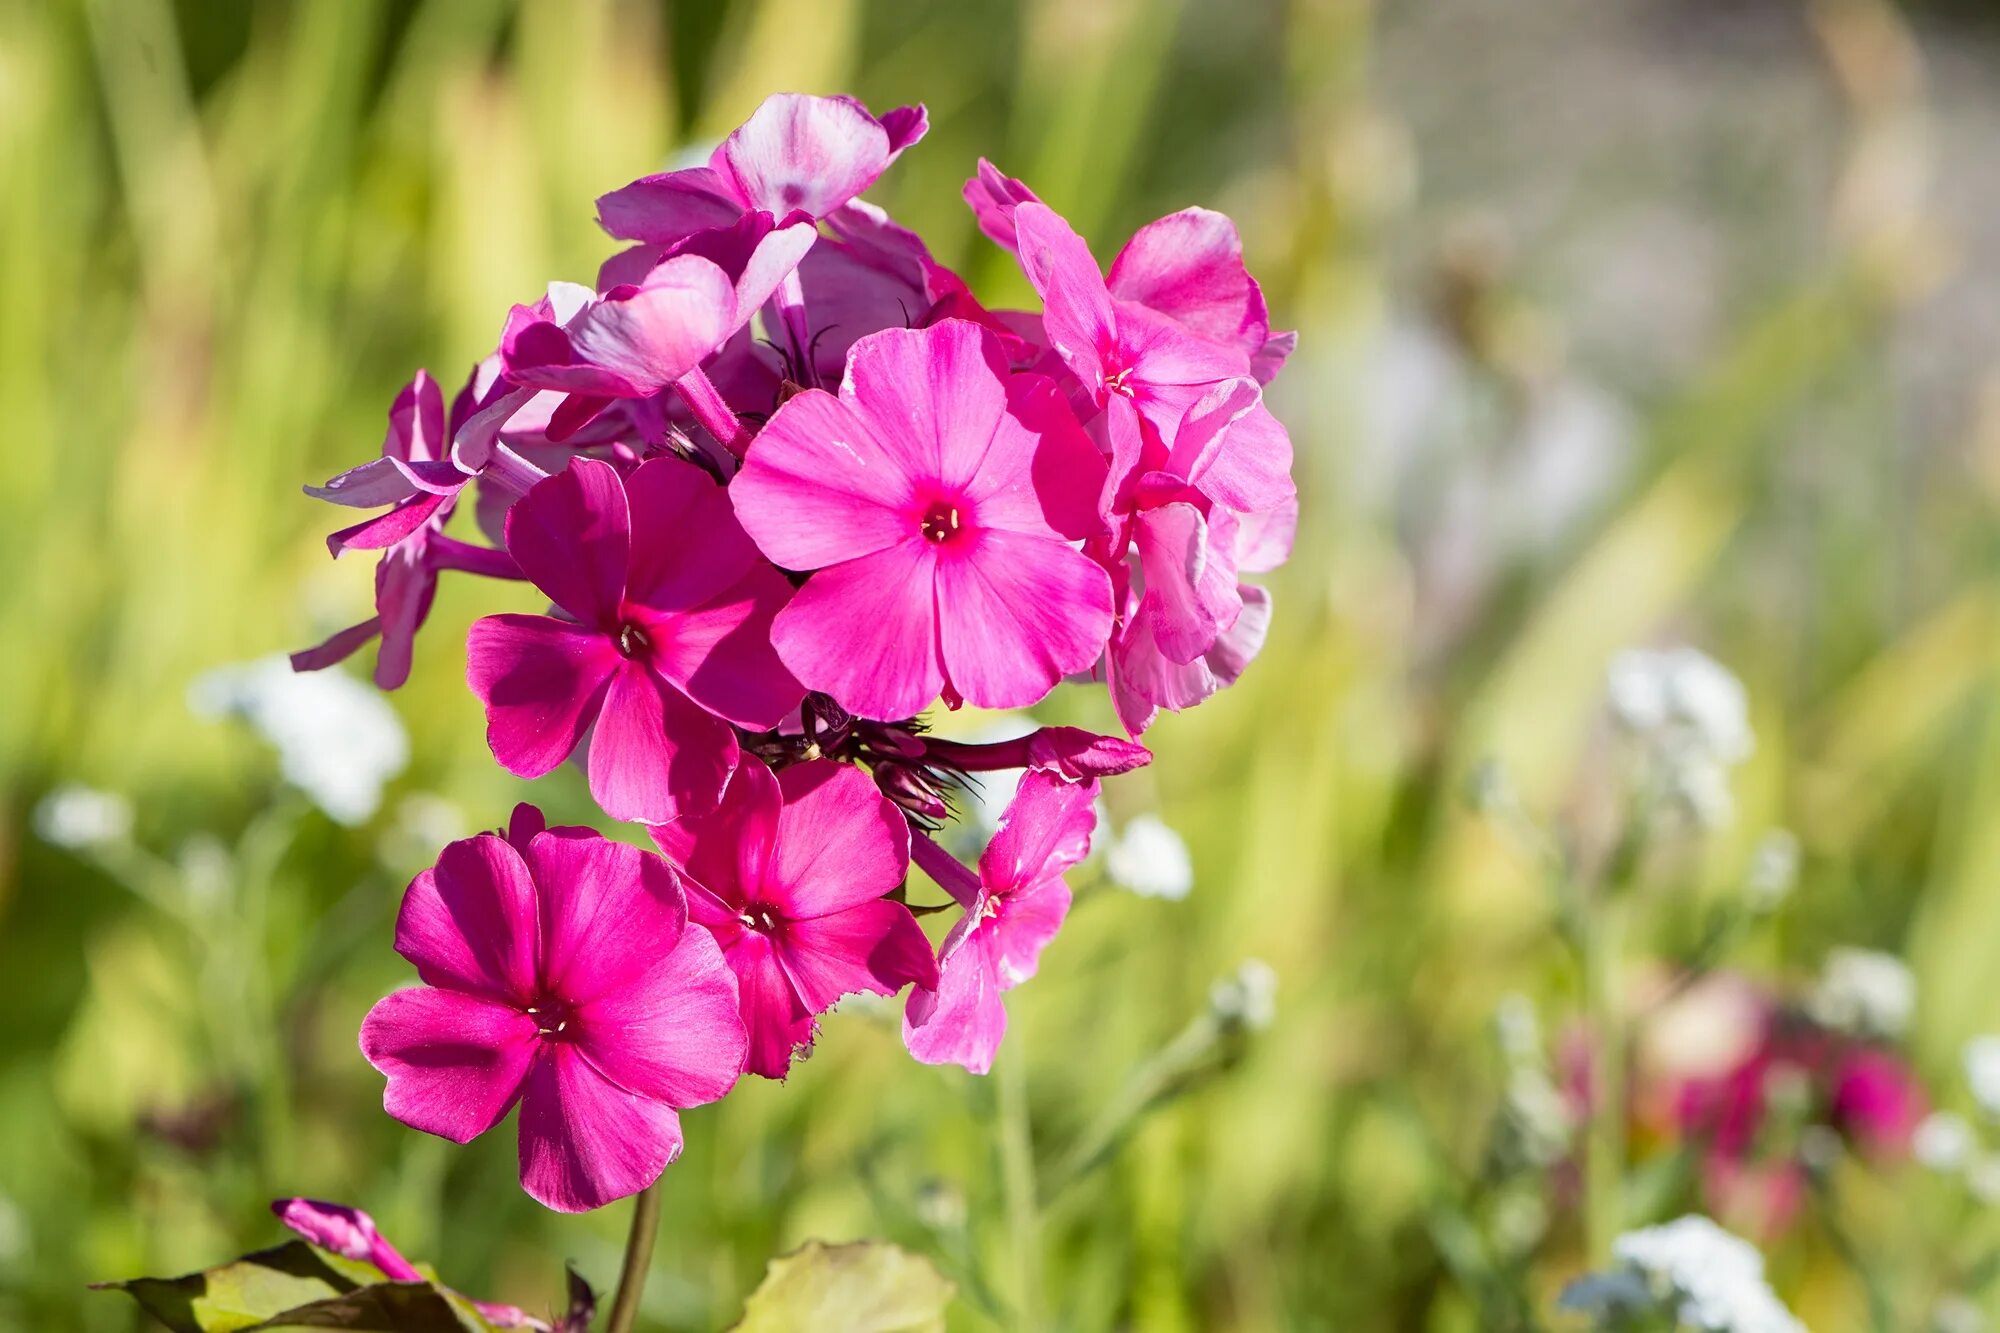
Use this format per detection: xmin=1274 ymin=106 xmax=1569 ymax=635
xmin=1105 ymin=364 xmax=1136 ymax=398
xmin=738 ymin=903 xmax=782 ymax=934
xmin=616 ymin=621 xmax=650 ymax=658
xmin=526 ymin=1001 xmax=571 ymax=1040
xmin=920 ymin=502 xmax=962 ymax=544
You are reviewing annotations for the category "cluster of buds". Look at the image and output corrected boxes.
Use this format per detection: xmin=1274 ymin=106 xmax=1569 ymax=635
xmin=290 ymin=93 xmax=1297 ymax=1212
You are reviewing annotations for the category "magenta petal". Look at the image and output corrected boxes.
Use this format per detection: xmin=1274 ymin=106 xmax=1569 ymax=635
xmin=981 ymin=770 xmax=1099 ymax=896
xmin=902 ymin=923 xmax=1005 ymax=1075
xmin=503 ymin=459 xmax=630 ymax=626
xmin=372 ymin=548 xmax=439 ymax=692
xmin=990 ymin=874 xmax=1072 ymax=989
xmin=359 ymin=987 xmax=537 ymax=1144
xmin=963 ymin=158 xmax=1040 ymax=251
xmin=516 ymin=1045 xmax=684 ymax=1213
xmin=291 ymin=616 xmax=381 ymax=674
xmin=395 ymin=834 xmax=543 ymax=1001
xmin=1024 ymin=727 xmax=1152 ymax=779
xmin=877 ymin=103 xmax=929 ymax=156
xmin=960 ymin=371 xmax=1106 ymax=543
xmin=526 ymin=832 xmax=687 ymax=1005
xmin=586 ymin=661 xmax=737 ymax=824
xmin=766 ymin=761 xmax=910 ymax=917
xmin=306 ymin=456 xmax=422 ymax=509
xmin=731 ymin=387 xmax=921 ymax=568
xmin=563 ymin=257 xmax=737 ymax=394
xmin=595 ymin=167 xmax=742 ymax=245
xmin=650 ymin=561 xmax=804 ymax=731
xmin=770 ymin=541 xmax=943 ymax=721
xmin=1252 ymin=329 xmax=1296 ymax=384
xmin=573 ymin=917 xmax=745 ymax=1103
xmin=1013 ymin=202 xmax=1118 ymax=391
xmin=1135 ymin=503 xmax=1241 ymax=665
xmin=724 ymin=930 xmax=815 ymax=1080
xmin=650 ymin=758 xmax=783 ymax=911
xmin=1233 ymin=496 xmax=1297 ymax=575
xmin=466 ymin=614 xmax=620 ymax=780
xmin=714 ymin=93 xmax=894 ymax=220
xmin=934 ymin=531 xmax=1113 ymax=710
xmin=778 ymin=898 xmax=937 ymax=1010
xmin=1207 ymin=582 xmax=1272 ymax=687
xmin=1183 ymin=400 xmax=1295 ymax=515
xmin=623 ymin=457 xmax=762 ymax=612
xmin=326 ymin=492 xmax=448 ymax=555
xmin=1107 ymin=207 xmax=1270 ymax=356
xmin=843 ymin=321 xmax=1011 ymax=494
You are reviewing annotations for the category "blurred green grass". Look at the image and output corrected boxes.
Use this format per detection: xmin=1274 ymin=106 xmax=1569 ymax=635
xmin=5 ymin=0 xmax=2000 ymax=1328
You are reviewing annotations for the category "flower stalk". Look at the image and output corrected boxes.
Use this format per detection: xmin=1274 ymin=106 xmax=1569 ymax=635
xmin=605 ymin=1180 xmax=663 ymax=1333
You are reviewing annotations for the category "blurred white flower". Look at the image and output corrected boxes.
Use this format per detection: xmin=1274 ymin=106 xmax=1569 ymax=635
xmin=1503 ymin=1066 xmax=1576 ymax=1169
xmin=1209 ymin=959 xmax=1277 ymax=1032
xmin=1606 ymin=646 xmax=1754 ymax=829
xmin=1808 ymin=948 xmax=1915 ymax=1041
xmin=1963 ymin=1036 xmax=2000 ymax=1119
xmin=1914 ymin=1112 xmax=1976 ymax=1172
xmin=189 ymin=656 xmax=408 ymax=825
xmin=1104 ymin=814 xmax=1194 ymax=900
xmin=1560 ymin=1214 xmax=1805 ymax=1333
xmin=32 ymin=784 xmax=132 ymax=850
xmin=1969 ymin=1154 xmax=2000 ymax=1205
xmin=1745 ymin=829 xmax=1800 ymax=911
xmin=1935 ymin=1295 xmax=1986 ymax=1333
xmin=1494 ymin=992 xmax=1542 ymax=1065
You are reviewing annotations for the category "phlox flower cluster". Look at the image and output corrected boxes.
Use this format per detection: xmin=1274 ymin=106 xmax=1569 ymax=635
xmin=291 ymin=93 xmax=1297 ymax=1211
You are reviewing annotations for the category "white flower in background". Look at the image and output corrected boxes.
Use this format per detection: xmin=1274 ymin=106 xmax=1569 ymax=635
xmin=1494 ymin=992 xmax=1542 ymax=1064
xmin=1914 ymin=1112 xmax=1976 ymax=1172
xmin=1963 ymin=1036 xmax=2000 ymax=1119
xmin=1560 ymin=1215 xmax=1805 ymax=1333
xmin=1606 ymin=646 xmax=1753 ymax=829
xmin=1745 ymin=829 xmax=1800 ymax=911
xmin=1104 ymin=814 xmax=1194 ymax=900
xmin=32 ymin=784 xmax=132 ymax=850
xmin=1209 ymin=959 xmax=1277 ymax=1032
xmin=1503 ymin=1066 xmax=1576 ymax=1169
xmin=1808 ymin=948 xmax=1915 ymax=1041
xmin=1969 ymin=1155 xmax=2000 ymax=1206
xmin=189 ymin=656 xmax=408 ymax=826
xmin=1934 ymin=1295 xmax=1986 ymax=1333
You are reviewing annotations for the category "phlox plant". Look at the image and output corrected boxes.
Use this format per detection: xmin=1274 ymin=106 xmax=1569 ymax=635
xmin=98 ymin=91 xmax=1298 ymax=1332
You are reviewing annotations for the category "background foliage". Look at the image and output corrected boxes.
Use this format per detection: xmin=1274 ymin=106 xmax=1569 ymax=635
xmin=4 ymin=0 xmax=1999 ymax=1327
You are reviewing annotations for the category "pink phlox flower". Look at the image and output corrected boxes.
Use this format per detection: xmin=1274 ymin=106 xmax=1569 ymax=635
xmin=293 ymin=369 xmax=526 ymax=689
xmin=466 ymin=456 xmax=802 ymax=823
xmin=595 ymin=93 xmax=927 ymax=248
xmin=902 ymin=770 xmax=1099 ymax=1074
xmin=271 ymin=1198 xmax=546 ymax=1329
xmin=731 ymin=319 xmax=1113 ymax=719
xmin=359 ymin=807 xmax=747 ymax=1213
xmin=498 ymin=258 xmax=740 ymax=406
xmin=651 ymin=758 xmax=935 ymax=1079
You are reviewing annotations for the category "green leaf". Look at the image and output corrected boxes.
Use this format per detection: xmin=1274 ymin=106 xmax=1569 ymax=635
xmin=92 ymin=1242 xmax=491 ymax=1333
xmin=729 ymin=1240 xmax=954 ymax=1333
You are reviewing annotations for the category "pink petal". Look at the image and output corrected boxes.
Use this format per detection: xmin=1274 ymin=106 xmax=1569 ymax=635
xmin=902 ymin=922 xmax=1005 ymax=1075
xmin=572 ymin=916 xmax=745 ymax=1103
xmin=721 ymin=930 xmax=815 ymax=1080
xmin=562 ymin=257 xmax=737 ymax=394
xmin=305 ymin=456 xmax=422 ymax=509
xmin=665 ymin=211 xmax=819 ymax=332
xmin=1206 ymin=582 xmax=1271 ymax=686
xmin=466 ymin=614 xmax=620 ymax=780
xmin=934 ymin=530 xmax=1113 ymax=710
xmin=650 ymin=758 xmax=783 ymax=912
xmin=778 ymin=898 xmax=937 ymax=1010
xmin=877 ymin=103 xmax=929 ymax=156
xmin=516 ymin=1045 xmax=684 ymax=1213
xmin=291 ymin=616 xmax=380 ymax=675
xmin=1232 ymin=496 xmax=1298 ymax=575
xmin=324 ymin=491 xmax=447 ymax=556
xmin=270 ymin=1200 xmax=421 ymax=1281
xmin=1107 ymin=208 xmax=1270 ymax=357
xmin=770 ymin=541 xmax=944 ymax=720
xmin=963 ymin=158 xmax=1039 ymax=251
xmin=525 ymin=831 xmax=687 ymax=1005
xmin=623 ymin=457 xmax=763 ymax=612
xmin=1160 ymin=377 xmax=1261 ymax=488
xmin=713 ymin=93 xmax=894 ymax=219
xmin=766 ymin=761 xmax=910 ymax=918
xmin=1013 ymin=203 xmax=1118 ymax=392
xmin=731 ymin=388 xmax=923 ymax=569
xmin=990 ymin=873 xmax=1072 ymax=989
xmin=1252 ymin=330 xmax=1296 ymax=384
xmin=1024 ymin=727 xmax=1152 ymax=779
xmin=980 ymin=770 xmax=1099 ymax=896
xmin=503 ymin=459 xmax=630 ymax=627
xmin=1134 ymin=503 xmax=1242 ymax=665
xmin=373 ymin=547 xmax=439 ymax=691
xmin=394 ymin=834 xmax=543 ymax=1002
xmin=359 ymin=987 xmax=537 ymax=1144
xmin=646 ymin=561 xmax=804 ymax=731
xmin=1180 ymin=399 xmax=1295 ymax=515
xmin=960 ymin=372 xmax=1105 ymax=543
xmin=585 ymin=660 xmax=738 ymax=824
xmin=842 ymin=321 xmax=1011 ymax=495
xmin=595 ymin=166 xmax=742 ymax=245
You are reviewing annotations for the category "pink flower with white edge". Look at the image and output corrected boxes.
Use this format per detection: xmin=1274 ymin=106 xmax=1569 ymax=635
xmin=596 ymin=93 xmax=927 ymax=248
xmin=651 ymin=759 xmax=936 ymax=1079
xmin=730 ymin=319 xmax=1113 ymax=719
xmin=903 ymin=770 xmax=1098 ymax=1074
xmin=359 ymin=805 xmax=746 ymax=1213
xmin=271 ymin=1199 xmax=545 ymax=1329
xmin=466 ymin=456 xmax=802 ymax=824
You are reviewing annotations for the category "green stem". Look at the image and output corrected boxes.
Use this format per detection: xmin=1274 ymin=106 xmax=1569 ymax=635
xmin=1583 ymin=892 xmax=1627 ymax=1266
xmin=605 ymin=1181 xmax=663 ymax=1333
xmin=997 ymin=1039 xmax=1043 ymax=1331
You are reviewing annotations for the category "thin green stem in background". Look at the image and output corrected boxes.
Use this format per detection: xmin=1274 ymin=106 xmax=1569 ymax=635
xmin=605 ymin=1180 xmax=663 ymax=1333
xmin=998 ymin=1038 xmax=1043 ymax=1332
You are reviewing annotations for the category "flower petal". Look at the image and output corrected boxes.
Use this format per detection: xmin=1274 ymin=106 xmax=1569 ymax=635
xmin=713 ymin=93 xmax=893 ymax=219
xmin=647 ymin=561 xmax=804 ymax=731
xmin=842 ymin=321 xmax=1011 ymax=496
xmin=394 ymin=833 xmax=543 ymax=1001
xmin=902 ymin=922 xmax=1005 ymax=1075
xmin=1013 ymin=203 xmax=1118 ymax=397
xmin=503 ymin=458 xmax=630 ymax=627
xmin=980 ymin=770 xmax=1099 ymax=898
xmin=466 ymin=614 xmax=620 ymax=780
xmin=526 ymin=830 xmax=687 ymax=1006
xmin=595 ymin=166 xmax=742 ymax=245
xmin=777 ymin=898 xmax=937 ymax=1011
xmin=360 ymin=986 xmax=537 ymax=1144
xmin=766 ymin=761 xmax=910 ymax=918
xmin=573 ymin=918 xmax=747 ymax=1101
xmin=649 ymin=757 xmax=783 ymax=911
xmin=715 ymin=929 xmax=813 ymax=1080
xmin=585 ymin=661 xmax=737 ymax=824
xmin=732 ymin=388 xmax=922 ymax=568
xmin=990 ymin=873 xmax=1072 ymax=990
xmin=562 ymin=256 xmax=737 ymax=394
xmin=1134 ymin=503 xmax=1241 ymax=666
xmin=770 ymin=541 xmax=944 ymax=720
xmin=961 ymin=371 xmax=1105 ymax=542
xmin=516 ymin=1045 xmax=684 ymax=1213
xmin=623 ymin=456 xmax=763 ymax=612
xmin=934 ymin=530 xmax=1113 ymax=710
xmin=1107 ymin=207 xmax=1270 ymax=358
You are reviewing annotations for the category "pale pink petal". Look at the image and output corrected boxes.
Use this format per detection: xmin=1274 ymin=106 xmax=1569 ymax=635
xmin=1161 ymin=377 xmax=1261 ymax=486
xmin=721 ymin=930 xmax=815 ymax=1080
xmin=1207 ymin=582 xmax=1272 ymax=686
xmin=516 ymin=1045 xmax=683 ymax=1213
xmin=664 ymin=211 xmax=819 ymax=331
xmin=713 ymin=93 xmax=893 ymax=219
xmin=1233 ymin=496 xmax=1297 ymax=574
xmin=595 ymin=167 xmax=742 ymax=244
xmin=777 ymin=899 xmax=937 ymax=1010
xmin=990 ymin=874 xmax=1072 ymax=989
xmin=902 ymin=922 xmax=1005 ymax=1075
xmin=1111 ymin=607 xmax=1217 ymax=721
xmin=526 ymin=832 xmax=687 ymax=1005
xmin=731 ymin=388 xmax=922 ymax=568
xmin=960 ymin=372 xmax=1105 ymax=542
xmin=765 ymin=761 xmax=910 ymax=917
xmin=561 ymin=257 xmax=737 ymax=394
xmin=466 ymin=614 xmax=620 ymax=780
xmin=394 ymin=834 xmax=542 ymax=1001
xmin=1181 ymin=399 xmax=1295 ymax=515
xmin=586 ymin=660 xmax=738 ymax=824
xmin=359 ymin=987 xmax=537 ymax=1144
xmin=1013 ymin=203 xmax=1117 ymax=393
xmin=842 ymin=321 xmax=1011 ymax=494
xmin=934 ymin=531 xmax=1113 ymax=710
xmin=980 ymin=770 xmax=1099 ymax=896
xmin=305 ymin=456 xmax=423 ymax=509
xmin=963 ymin=158 xmax=1039 ymax=251
xmin=1107 ymin=208 xmax=1270 ymax=357
xmin=770 ymin=541 xmax=944 ymax=720
xmin=645 ymin=562 xmax=804 ymax=731
xmin=502 ymin=459 xmax=630 ymax=626
xmin=623 ymin=456 xmax=763 ymax=612
xmin=649 ymin=758 xmax=783 ymax=912
xmin=1252 ymin=330 xmax=1296 ymax=384
xmin=1134 ymin=503 xmax=1242 ymax=665
xmin=572 ymin=918 xmax=745 ymax=1103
